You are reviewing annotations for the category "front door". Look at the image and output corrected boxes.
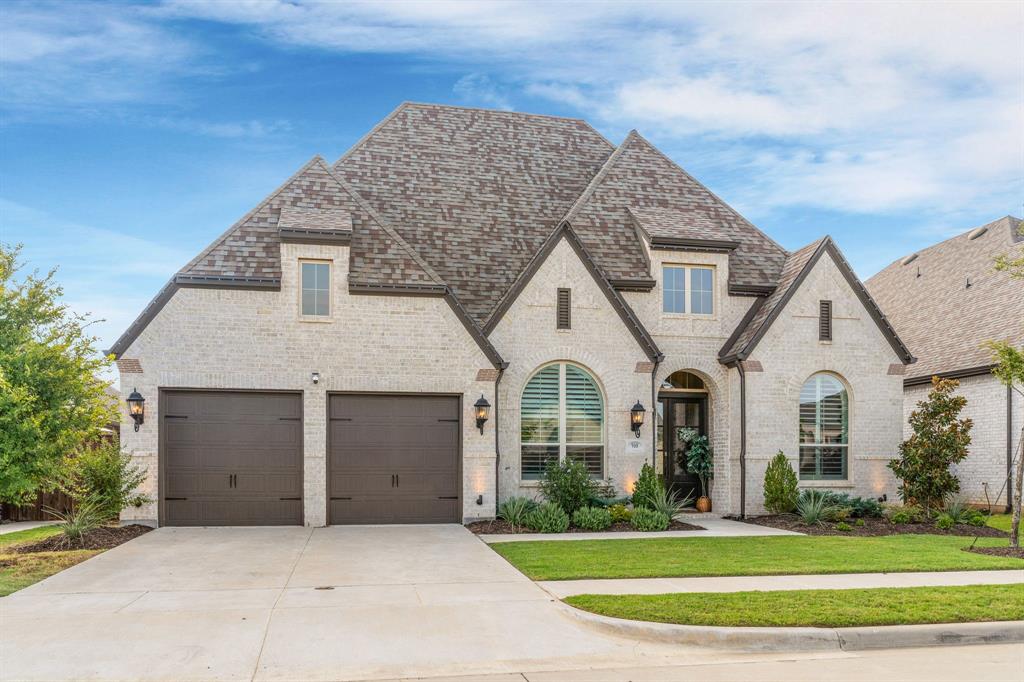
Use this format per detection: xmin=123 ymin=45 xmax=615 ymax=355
xmin=659 ymin=396 xmax=706 ymax=501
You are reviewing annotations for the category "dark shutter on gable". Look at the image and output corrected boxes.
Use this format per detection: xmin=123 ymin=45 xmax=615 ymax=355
xmin=557 ymin=288 xmax=571 ymax=330
xmin=819 ymin=300 xmax=832 ymax=341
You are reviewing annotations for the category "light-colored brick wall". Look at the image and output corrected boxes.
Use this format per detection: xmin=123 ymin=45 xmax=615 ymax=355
xmin=118 ymin=242 xmax=496 ymax=526
xmin=741 ymin=252 xmax=905 ymax=513
xmin=903 ymin=374 xmax=1017 ymax=507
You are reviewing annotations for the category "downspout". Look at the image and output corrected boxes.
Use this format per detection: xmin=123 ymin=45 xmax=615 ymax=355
xmin=493 ymin=369 xmax=504 ymax=518
xmin=737 ymin=360 xmax=748 ymax=519
xmin=651 ymin=360 xmax=661 ymax=468
xmin=1008 ymin=384 xmax=1014 ymax=514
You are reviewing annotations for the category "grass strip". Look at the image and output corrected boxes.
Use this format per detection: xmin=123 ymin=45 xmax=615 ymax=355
xmin=490 ymin=535 xmax=1023 ymax=581
xmin=565 ymin=584 xmax=1024 ymax=628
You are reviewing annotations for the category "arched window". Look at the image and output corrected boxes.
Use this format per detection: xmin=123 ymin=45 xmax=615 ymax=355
xmin=521 ymin=363 xmax=604 ymax=479
xmin=799 ymin=373 xmax=849 ymax=480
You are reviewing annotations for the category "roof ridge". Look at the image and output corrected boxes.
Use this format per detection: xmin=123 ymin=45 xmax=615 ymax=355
xmin=560 ymin=130 xmax=638 ymax=224
xmin=332 ymin=102 xmax=408 ymax=167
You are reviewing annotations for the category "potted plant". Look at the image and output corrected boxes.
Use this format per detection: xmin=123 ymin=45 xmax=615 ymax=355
xmin=686 ymin=435 xmax=714 ymax=512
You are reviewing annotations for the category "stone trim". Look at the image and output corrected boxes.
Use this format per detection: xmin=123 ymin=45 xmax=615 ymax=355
xmin=116 ymin=358 xmax=143 ymax=373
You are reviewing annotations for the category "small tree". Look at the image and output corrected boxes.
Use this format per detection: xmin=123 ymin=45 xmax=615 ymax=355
xmin=56 ymin=439 xmax=150 ymax=521
xmin=538 ymin=458 xmax=600 ymax=516
xmin=889 ymin=377 xmax=972 ymax=511
xmin=631 ymin=462 xmax=661 ymax=509
xmin=0 ymin=244 xmax=114 ymax=515
xmin=763 ymin=451 xmax=799 ymax=514
xmin=984 ymin=340 xmax=1024 ymax=547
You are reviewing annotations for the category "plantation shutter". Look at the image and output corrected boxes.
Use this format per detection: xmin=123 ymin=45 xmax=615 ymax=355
xmin=819 ymin=300 xmax=832 ymax=341
xmin=557 ymin=288 xmax=571 ymax=330
xmin=564 ymin=365 xmax=604 ymax=476
xmin=799 ymin=373 xmax=848 ymax=479
xmin=521 ymin=363 xmax=604 ymax=479
xmin=520 ymin=365 xmax=560 ymax=479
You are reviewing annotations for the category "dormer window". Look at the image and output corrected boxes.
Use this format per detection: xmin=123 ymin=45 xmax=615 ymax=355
xmin=662 ymin=265 xmax=714 ymax=315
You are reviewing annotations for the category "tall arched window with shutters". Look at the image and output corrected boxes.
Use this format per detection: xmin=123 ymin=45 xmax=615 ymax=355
xmin=798 ymin=373 xmax=849 ymax=480
xmin=520 ymin=363 xmax=604 ymax=480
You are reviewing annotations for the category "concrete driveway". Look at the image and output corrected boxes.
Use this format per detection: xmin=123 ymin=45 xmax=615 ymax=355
xmin=0 ymin=525 xmax=759 ymax=681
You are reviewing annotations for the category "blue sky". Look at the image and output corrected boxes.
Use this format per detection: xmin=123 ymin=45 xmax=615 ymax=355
xmin=2 ymin=1 xmax=1021 ymax=367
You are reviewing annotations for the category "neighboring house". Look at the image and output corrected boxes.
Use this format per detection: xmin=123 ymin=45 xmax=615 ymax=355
xmin=109 ymin=103 xmax=913 ymax=527
xmin=868 ymin=216 xmax=1024 ymax=509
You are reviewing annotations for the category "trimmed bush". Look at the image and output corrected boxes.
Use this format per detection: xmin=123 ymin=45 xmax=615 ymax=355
xmin=608 ymin=504 xmax=633 ymax=523
xmin=631 ymin=463 xmax=661 ymax=510
xmin=855 ymin=518 xmax=866 ymax=527
xmin=835 ymin=522 xmax=853 ymax=532
xmin=886 ymin=504 xmax=926 ymax=524
xmin=823 ymin=506 xmax=853 ymax=523
xmin=498 ymin=496 xmax=537 ymax=530
xmin=572 ymin=506 xmax=612 ymax=531
xmin=630 ymin=507 xmax=670 ymax=532
xmin=763 ymin=451 xmax=798 ymax=514
xmin=935 ymin=514 xmax=955 ymax=530
xmin=539 ymin=459 xmax=600 ymax=516
xmin=525 ymin=502 xmax=570 ymax=533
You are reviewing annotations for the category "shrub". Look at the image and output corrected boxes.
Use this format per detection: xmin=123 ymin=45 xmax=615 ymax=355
xmin=943 ymin=498 xmax=986 ymax=527
xmin=631 ymin=463 xmax=661 ymax=510
xmin=630 ymin=507 xmax=670 ymax=532
xmin=797 ymin=490 xmax=883 ymax=519
xmin=855 ymin=518 xmax=865 ymax=527
xmin=57 ymin=439 xmax=149 ymax=520
xmin=835 ymin=522 xmax=853 ymax=532
xmin=889 ymin=377 xmax=972 ymax=511
xmin=647 ymin=486 xmax=693 ymax=520
xmin=823 ymin=506 xmax=853 ymax=523
xmin=524 ymin=502 xmax=570 ymax=533
xmin=538 ymin=458 xmax=600 ymax=516
xmin=796 ymin=489 xmax=833 ymax=525
xmin=763 ymin=451 xmax=798 ymax=514
xmin=572 ymin=506 xmax=612 ymax=531
xmin=886 ymin=504 xmax=926 ymax=524
xmin=498 ymin=496 xmax=536 ymax=530
xmin=935 ymin=514 xmax=955 ymax=530
xmin=588 ymin=494 xmax=631 ymax=508
xmin=44 ymin=496 xmax=104 ymax=549
xmin=608 ymin=504 xmax=633 ymax=523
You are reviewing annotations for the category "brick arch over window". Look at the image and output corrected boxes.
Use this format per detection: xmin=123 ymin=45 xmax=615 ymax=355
xmin=519 ymin=361 xmax=606 ymax=480
xmin=798 ymin=371 xmax=850 ymax=481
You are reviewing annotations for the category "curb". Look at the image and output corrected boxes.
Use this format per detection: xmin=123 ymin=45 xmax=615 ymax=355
xmin=562 ymin=604 xmax=1024 ymax=652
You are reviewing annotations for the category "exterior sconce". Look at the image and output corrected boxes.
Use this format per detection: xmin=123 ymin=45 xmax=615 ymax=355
xmin=630 ymin=400 xmax=645 ymax=438
xmin=311 ymin=371 xmax=320 ymax=385
xmin=127 ymin=388 xmax=145 ymax=432
xmin=474 ymin=395 xmax=491 ymax=434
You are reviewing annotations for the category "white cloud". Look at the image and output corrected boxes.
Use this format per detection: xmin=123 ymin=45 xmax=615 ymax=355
xmin=452 ymin=74 xmax=512 ymax=110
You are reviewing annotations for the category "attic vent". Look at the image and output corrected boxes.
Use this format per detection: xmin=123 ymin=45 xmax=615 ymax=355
xmin=819 ymin=300 xmax=833 ymax=342
xmin=556 ymin=288 xmax=571 ymax=330
xmin=900 ymin=253 xmax=919 ymax=266
xmin=968 ymin=227 xmax=988 ymax=240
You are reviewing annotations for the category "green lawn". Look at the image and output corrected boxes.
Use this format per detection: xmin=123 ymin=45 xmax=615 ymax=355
xmin=565 ymin=584 xmax=1024 ymax=628
xmin=490 ymin=535 xmax=1023 ymax=581
xmin=0 ymin=525 xmax=99 ymax=598
xmin=987 ymin=514 xmax=1022 ymax=534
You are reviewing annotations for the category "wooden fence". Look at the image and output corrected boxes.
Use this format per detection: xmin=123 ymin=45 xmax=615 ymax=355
xmin=1 ymin=490 xmax=75 ymax=522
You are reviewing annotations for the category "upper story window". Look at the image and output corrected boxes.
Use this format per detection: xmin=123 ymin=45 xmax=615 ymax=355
xmin=300 ymin=261 xmax=330 ymax=317
xmin=799 ymin=373 xmax=848 ymax=480
xmin=662 ymin=265 xmax=714 ymax=315
xmin=520 ymin=363 xmax=604 ymax=480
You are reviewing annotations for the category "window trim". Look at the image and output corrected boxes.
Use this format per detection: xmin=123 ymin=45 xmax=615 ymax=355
xmin=661 ymin=264 xmax=716 ymax=318
xmin=520 ymin=361 xmax=605 ymax=481
xmin=798 ymin=371 xmax=850 ymax=481
xmin=298 ymin=259 xmax=333 ymax=321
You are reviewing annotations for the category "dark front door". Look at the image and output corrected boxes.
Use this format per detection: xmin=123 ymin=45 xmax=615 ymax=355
xmin=161 ymin=390 xmax=303 ymax=526
xmin=659 ymin=396 xmax=706 ymax=501
xmin=328 ymin=394 xmax=461 ymax=524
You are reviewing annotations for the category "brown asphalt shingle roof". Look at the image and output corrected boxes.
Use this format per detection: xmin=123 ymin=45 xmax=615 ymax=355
xmin=866 ymin=216 xmax=1023 ymax=380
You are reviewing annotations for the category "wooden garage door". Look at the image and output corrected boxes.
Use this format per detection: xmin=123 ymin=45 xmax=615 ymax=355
xmin=329 ymin=394 xmax=460 ymax=524
xmin=162 ymin=391 xmax=303 ymax=526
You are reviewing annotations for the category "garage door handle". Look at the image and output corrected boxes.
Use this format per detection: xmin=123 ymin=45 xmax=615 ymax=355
xmin=165 ymin=497 xmax=188 ymax=501
xmin=437 ymin=418 xmax=458 ymax=422
xmin=164 ymin=415 xmax=188 ymax=419
xmin=437 ymin=496 xmax=458 ymax=500
xmin=330 ymin=497 xmax=351 ymax=501
xmin=279 ymin=497 xmax=301 ymax=501
xmin=278 ymin=417 xmax=300 ymax=421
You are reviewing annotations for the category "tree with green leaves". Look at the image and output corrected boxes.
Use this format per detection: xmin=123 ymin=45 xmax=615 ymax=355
xmin=0 ymin=243 xmax=114 ymax=515
xmin=763 ymin=451 xmax=799 ymax=514
xmin=889 ymin=377 xmax=972 ymax=512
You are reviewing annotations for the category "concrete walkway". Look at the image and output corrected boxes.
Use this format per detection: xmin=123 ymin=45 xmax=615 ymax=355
xmin=540 ymin=568 xmax=1024 ymax=597
xmin=479 ymin=517 xmax=801 ymax=543
xmin=0 ymin=520 xmax=54 ymax=535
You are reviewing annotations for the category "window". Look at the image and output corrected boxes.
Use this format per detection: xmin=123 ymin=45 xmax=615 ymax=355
xmin=557 ymin=288 xmax=571 ymax=329
xmin=819 ymin=300 xmax=832 ymax=341
xmin=301 ymin=261 xmax=330 ymax=317
xmin=662 ymin=265 xmax=714 ymax=315
xmin=521 ymin=363 xmax=604 ymax=479
xmin=799 ymin=373 xmax=848 ymax=479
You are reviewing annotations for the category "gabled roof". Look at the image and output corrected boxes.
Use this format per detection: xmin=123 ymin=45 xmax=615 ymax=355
xmin=866 ymin=216 xmax=1023 ymax=382
xmin=720 ymin=237 xmax=914 ymax=365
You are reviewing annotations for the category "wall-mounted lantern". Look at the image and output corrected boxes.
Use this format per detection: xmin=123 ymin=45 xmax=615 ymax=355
xmin=474 ymin=395 xmax=491 ymax=434
xmin=127 ymin=388 xmax=146 ymax=432
xmin=630 ymin=400 xmax=645 ymax=438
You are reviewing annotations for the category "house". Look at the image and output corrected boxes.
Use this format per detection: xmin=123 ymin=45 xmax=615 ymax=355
xmin=867 ymin=216 xmax=1023 ymax=509
xmin=108 ymin=102 xmax=913 ymax=527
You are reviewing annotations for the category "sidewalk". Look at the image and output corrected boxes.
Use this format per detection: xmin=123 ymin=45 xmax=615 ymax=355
xmin=539 ymin=568 xmax=1024 ymax=597
xmin=0 ymin=520 xmax=55 ymax=536
xmin=479 ymin=517 xmax=801 ymax=543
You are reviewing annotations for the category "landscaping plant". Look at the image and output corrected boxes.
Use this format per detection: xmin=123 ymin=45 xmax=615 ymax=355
xmin=498 ymin=496 xmax=537 ymax=531
xmin=630 ymin=462 xmax=661 ymax=510
xmin=43 ymin=496 xmax=104 ymax=549
xmin=647 ymin=485 xmax=693 ymax=520
xmin=608 ymin=504 xmax=633 ymax=523
xmin=886 ymin=504 xmax=926 ymax=525
xmin=888 ymin=377 xmax=972 ymax=512
xmin=630 ymin=507 xmax=670 ymax=532
xmin=538 ymin=458 xmax=601 ymax=516
xmin=796 ymin=489 xmax=833 ymax=525
xmin=935 ymin=514 xmax=954 ymax=530
xmin=685 ymin=435 xmax=714 ymax=505
xmin=835 ymin=522 xmax=853 ymax=532
xmin=572 ymin=506 xmax=612 ymax=531
xmin=763 ymin=451 xmax=798 ymax=514
xmin=983 ymin=317 xmax=1023 ymax=546
xmin=941 ymin=498 xmax=986 ymax=527
xmin=524 ymin=502 xmax=570 ymax=533
xmin=56 ymin=439 xmax=149 ymax=521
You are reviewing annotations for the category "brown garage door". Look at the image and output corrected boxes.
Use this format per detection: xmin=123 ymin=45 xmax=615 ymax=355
xmin=162 ymin=391 xmax=303 ymax=526
xmin=328 ymin=394 xmax=460 ymax=524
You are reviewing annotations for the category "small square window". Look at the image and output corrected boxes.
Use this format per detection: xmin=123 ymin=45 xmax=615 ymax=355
xmin=300 ymin=262 xmax=330 ymax=316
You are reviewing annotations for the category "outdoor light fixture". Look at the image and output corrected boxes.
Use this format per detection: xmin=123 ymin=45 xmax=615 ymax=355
xmin=126 ymin=388 xmax=145 ymax=432
xmin=630 ymin=400 xmax=645 ymax=438
xmin=474 ymin=395 xmax=491 ymax=434
xmin=311 ymin=371 xmax=320 ymax=385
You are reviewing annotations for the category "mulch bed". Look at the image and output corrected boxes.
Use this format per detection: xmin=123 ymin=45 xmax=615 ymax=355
xmin=465 ymin=519 xmax=704 ymax=535
xmin=736 ymin=514 xmax=1009 ymax=538
xmin=965 ymin=546 xmax=1024 ymax=559
xmin=13 ymin=524 xmax=152 ymax=553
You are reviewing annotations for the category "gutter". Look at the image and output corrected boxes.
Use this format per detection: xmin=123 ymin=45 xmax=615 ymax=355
xmin=494 ymin=368 xmax=504 ymax=519
xmin=737 ymin=361 xmax=748 ymax=519
xmin=650 ymin=360 xmax=661 ymax=468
